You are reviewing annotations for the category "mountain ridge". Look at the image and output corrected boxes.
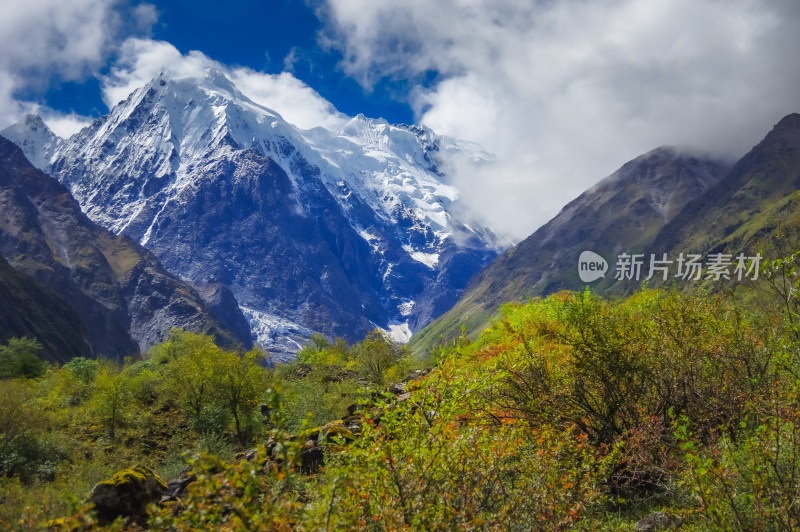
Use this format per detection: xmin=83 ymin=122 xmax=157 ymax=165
xmin=410 ymin=145 xmax=733 ymax=350
xmin=411 ymin=113 xmax=800 ymax=353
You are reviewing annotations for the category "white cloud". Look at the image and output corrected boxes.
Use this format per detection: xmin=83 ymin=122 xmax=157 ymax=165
xmin=102 ymin=38 xmax=348 ymax=131
xmin=0 ymin=0 xmax=115 ymax=81
xmin=100 ymin=38 xmax=214 ymax=108
xmin=0 ymin=72 xmax=94 ymax=138
xmin=231 ymin=69 xmax=347 ymax=131
xmin=0 ymin=0 xmax=157 ymax=135
xmin=38 ymin=111 xmax=93 ymax=138
xmin=319 ymin=0 xmax=800 ymax=239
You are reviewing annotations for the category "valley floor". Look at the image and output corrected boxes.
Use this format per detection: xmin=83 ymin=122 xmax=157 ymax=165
xmin=3 ymin=256 xmax=800 ymax=530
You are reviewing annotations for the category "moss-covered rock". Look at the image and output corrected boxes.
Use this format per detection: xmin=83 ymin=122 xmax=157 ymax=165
xmin=322 ymin=420 xmax=354 ymax=443
xmin=297 ymin=426 xmax=322 ymax=442
xmin=90 ymin=465 xmax=167 ymax=519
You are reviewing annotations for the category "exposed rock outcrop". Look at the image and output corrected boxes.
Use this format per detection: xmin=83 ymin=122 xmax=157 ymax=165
xmin=0 ymin=136 xmax=251 ymax=360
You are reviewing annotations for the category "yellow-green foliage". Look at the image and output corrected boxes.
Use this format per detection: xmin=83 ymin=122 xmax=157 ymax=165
xmin=277 ymin=329 xmax=409 ymax=431
xmin=294 ymin=329 xmax=408 ymax=385
xmin=0 ymin=326 xmax=413 ymax=527
xmin=96 ymin=466 xmax=166 ymax=491
xmin=8 ymin=270 xmax=800 ymax=530
xmin=479 ymin=289 xmax=776 ymax=445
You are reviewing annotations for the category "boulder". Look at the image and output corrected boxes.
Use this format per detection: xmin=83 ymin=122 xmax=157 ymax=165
xmin=322 ymin=420 xmax=354 ymax=443
xmin=387 ymin=382 xmax=406 ymax=395
xmin=344 ymin=418 xmax=363 ymax=434
xmin=396 ymin=392 xmax=412 ymax=403
xmin=90 ymin=466 xmax=167 ymax=519
xmin=402 ymin=368 xmax=429 ymax=382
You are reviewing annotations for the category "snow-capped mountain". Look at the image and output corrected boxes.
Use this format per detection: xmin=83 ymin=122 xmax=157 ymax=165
xmin=4 ymin=69 xmax=504 ymax=359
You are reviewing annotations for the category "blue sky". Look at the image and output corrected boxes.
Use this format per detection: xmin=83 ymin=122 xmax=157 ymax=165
xmin=3 ymin=0 xmax=800 ymax=238
xmin=37 ymin=0 xmax=415 ymax=125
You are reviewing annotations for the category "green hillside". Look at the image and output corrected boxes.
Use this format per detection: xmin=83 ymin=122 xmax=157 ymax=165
xmin=411 ymin=114 xmax=800 ymax=356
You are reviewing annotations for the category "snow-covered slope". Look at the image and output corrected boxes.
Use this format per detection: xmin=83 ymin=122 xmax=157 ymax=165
xmin=4 ymin=69 xmax=504 ymax=359
xmin=2 ymin=114 xmax=60 ymax=171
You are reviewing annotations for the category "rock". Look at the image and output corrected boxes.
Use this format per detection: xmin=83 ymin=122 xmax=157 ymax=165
xmin=297 ymin=427 xmax=322 ymax=443
xmin=403 ymin=369 xmax=429 ymax=382
xmin=300 ymin=440 xmax=324 ymax=474
xmin=235 ymin=448 xmax=258 ymax=461
xmin=633 ymin=512 xmax=682 ymax=531
xmin=396 ymin=392 xmax=412 ymax=403
xmin=269 ymin=440 xmax=287 ymax=464
xmin=160 ymin=472 xmax=197 ymax=503
xmin=193 ymin=282 xmax=253 ymax=348
xmin=90 ymin=466 xmax=167 ymax=519
xmin=345 ymin=419 xmax=363 ymax=434
xmin=322 ymin=421 xmax=354 ymax=443
xmin=387 ymin=382 xmax=406 ymax=395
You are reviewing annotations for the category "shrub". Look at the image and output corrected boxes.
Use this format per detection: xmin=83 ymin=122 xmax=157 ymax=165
xmin=350 ymin=329 xmax=407 ymax=386
xmin=317 ymin=370 xmax=604 ymax=530
xmin=91 ymin=363 xmax=133 ymax=438
xmin=491 ymin=290 xmax=773 ymax=444
xmin=676 ymin=405 xmax=800 ymax=531
xmin=0 ymin=337 xmax=47 ymax=379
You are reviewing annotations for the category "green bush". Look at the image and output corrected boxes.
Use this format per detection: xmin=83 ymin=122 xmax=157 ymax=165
xmin=491 ymin=289 xmax=773 ymax=444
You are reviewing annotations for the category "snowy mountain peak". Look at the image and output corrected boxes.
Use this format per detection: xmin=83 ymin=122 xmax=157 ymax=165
xmin=2 ymin=72 xmax=505 ymax=356
xmin=335 ymin=114 xmax=441 ymax=174
xmin=1 ymin=114 xmax=59 ymax=171
xmin=146 ymin=67 xmax=285 ymax=122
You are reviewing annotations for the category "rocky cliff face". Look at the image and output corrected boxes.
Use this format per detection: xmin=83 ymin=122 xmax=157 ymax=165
xmin=0 ymin=254 xmax=92 ymax=364
xmin=0 ymin=135 xmax=250 ymax=359
xmin=4 ymin=69 xmax=504 ymax=359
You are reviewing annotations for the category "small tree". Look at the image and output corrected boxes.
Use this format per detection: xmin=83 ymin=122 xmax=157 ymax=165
xmin=154 ymin=330 xmax=224 ymax=422
xmin=61 ymin=356 xmax=100 ymax=403
xmin=214 ymin=347 xmax=268 ymax=442
xmin=0 ymin=337 xmax=47 ymax=379
xmin=92 ymin=363 xmax=132 ymax=438
xmin=352 ymin=330 xmax=405 ymax=385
